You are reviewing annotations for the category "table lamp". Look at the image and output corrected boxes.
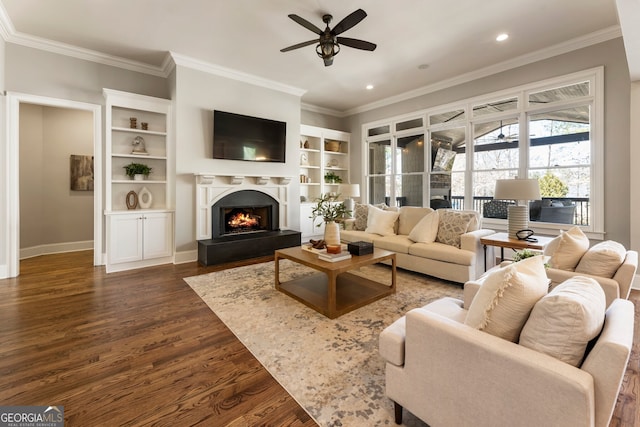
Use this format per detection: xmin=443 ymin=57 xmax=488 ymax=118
xmin=338 ymin=184 xmax=360 ymax=217
xmin=493 ymin=178 xmax=541 ymax=239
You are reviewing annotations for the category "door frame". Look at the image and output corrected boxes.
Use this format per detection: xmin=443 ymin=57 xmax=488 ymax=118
xmin=4 ymin=92 xmax=102 ymax=277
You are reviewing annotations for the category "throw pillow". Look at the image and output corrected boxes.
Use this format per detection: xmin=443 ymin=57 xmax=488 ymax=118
xmin=353 ymin=203 xmax=386 ymax=231
xmin=365 ymin=205 xmax=400 ymax=236
xmin=464 ymin=255 xmax=549 ymax=342
xmin=408 ymin=210 xmax=439 ymax=243
xmin=519 ymin=276 xmax=606 ymax=367
xmin=575 ymin=240 xmax=626 ymax=278
xmin=546 ymin=226 xmax=590 ymax=271
xmin=435 ymin=210 xmax=476 ymax=248
xmin=398 ymin=206 xmax=434 ymax=235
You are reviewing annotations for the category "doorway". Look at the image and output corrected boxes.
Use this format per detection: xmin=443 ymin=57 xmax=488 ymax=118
xmin=4 ymin=93 xmax=102 ymax=278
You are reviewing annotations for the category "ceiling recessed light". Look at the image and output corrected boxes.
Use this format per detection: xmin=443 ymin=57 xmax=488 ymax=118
xmin=366 ymin=84 xmax=374 ymax=90
xmin=496 ymin=33 xmax=509 ymax=42
xmin=418 ymin=64 xmax=429 ymax=70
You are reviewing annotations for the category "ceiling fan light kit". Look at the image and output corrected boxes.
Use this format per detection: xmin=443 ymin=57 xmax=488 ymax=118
xmin=281 ymin=9 xmax=376 ymax=66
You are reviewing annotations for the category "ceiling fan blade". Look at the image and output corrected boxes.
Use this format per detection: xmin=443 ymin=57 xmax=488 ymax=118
xmin=323 ymin=56 xmax=334 ymax=66
xmin=288 ymin=14 xmax=323 ymax=35
xmin=336 ymin=37 xmax=376 ymax=51
xmin=280 ymin=39 xmax=318 ymax=52
xmin=331 ymin=9 xmax=367 ymax=35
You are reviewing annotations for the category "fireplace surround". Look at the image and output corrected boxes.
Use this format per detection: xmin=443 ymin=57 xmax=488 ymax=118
xmin=195 ymin=174 xmax=300 ymax=266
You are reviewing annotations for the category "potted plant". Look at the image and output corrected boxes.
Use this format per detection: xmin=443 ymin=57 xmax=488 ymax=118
xmin=123 ymin=163 xmax=152 ymax=181
xmin=310 ymin=193 xmax=351 ymax=246
xmin=324 ymin=171 xmax=342 ymax=184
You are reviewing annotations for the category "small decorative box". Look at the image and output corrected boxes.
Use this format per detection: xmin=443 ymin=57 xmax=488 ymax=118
xmin=348 ymin=241 xmax=373 ymax=256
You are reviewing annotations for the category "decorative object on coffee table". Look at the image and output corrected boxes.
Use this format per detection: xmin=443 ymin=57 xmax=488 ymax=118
xmin=123 ymin=162 xmax=152 ymax=181
xmin=493 ymin=178 xmax=541 ymax=239
xmin=311 ymin=193 xmax=351 ymax=246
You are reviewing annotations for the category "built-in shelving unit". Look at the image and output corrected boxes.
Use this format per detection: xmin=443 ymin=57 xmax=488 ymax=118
xmin=299 ymin=124 xmax=350 ymax=241
xmin=104 ymin=89 xmax=174 ymax=272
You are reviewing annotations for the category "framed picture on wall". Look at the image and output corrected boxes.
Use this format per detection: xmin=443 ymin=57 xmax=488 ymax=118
xmin=70 ymin=154 xmax=94 ymax=191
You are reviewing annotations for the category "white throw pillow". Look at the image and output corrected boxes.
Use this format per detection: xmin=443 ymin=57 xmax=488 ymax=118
xmin=547 ymin=226 xmax=590 ymax=271
xmin=519 ymin=276 xmax=606 ymax=367
xmin=365 ymin=205 xmax=400 ymax=236
xmin=575 ymin=240 xmax=626 ymax=278
xmin=464 ymin=256 xmax=549 ymax=342
xmin=408 ymin=210 xmax=439 ymax=243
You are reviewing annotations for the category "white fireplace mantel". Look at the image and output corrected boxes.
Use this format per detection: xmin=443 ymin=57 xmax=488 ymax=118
xmin=194 ymin=173 xmax=293 ymax=240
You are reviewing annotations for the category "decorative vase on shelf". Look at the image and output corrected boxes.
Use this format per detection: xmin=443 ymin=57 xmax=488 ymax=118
xmin=324 ymin=221 xmax=340 ymax=246
xmin=138 ymin=187 xmax=153 ymax=209
xmin=133 ymin=174 xmax=145 ymax=181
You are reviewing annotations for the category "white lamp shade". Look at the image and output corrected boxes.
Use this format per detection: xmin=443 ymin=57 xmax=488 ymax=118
xmin=337 ymin=184 xmax=360 ymax=199
xmin=494 ymin=178 xmax=540 ymax=201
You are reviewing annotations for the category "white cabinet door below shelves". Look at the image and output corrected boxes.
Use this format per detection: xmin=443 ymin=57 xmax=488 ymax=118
xmin=143 ymin=212 xmax=173 ymax=259
xmin=109 ymin=214 xmax=144 ymax=264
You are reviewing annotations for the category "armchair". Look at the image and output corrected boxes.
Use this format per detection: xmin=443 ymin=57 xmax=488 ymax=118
xmin=380 ymin=286 xmax=634 ymax=426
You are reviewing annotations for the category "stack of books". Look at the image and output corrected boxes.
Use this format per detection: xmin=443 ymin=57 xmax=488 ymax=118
xmin=318 ymin=252 xmax=352 ymax=262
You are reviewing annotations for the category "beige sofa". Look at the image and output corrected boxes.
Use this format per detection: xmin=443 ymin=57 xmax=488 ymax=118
xmin=380 ymin=269 xmax=634 ymax=426
xmin=340 ymin=206 xmax=496 ymax=283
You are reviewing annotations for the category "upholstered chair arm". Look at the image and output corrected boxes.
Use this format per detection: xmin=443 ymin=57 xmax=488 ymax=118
xmin=460 ymin=229 xmax=496 ymax=279
xmin=581 ymin=299 xmax=634 ymax=427
xmin=387 ymin=308 xmax=595 ymax=427
xmin=612 ymin=251 xmax=638 ymax=300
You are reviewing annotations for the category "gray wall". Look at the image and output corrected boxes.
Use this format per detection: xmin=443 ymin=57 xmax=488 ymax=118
xmin=346 ymin=38 xmax=632 ymax=246
xmin=173 ymin=65 xmax=302 ymax=254
xmin=19 ymin=104 xmax=94 ymax=249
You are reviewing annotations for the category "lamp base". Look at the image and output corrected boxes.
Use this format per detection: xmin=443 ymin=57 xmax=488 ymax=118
xmin=507 ymin=205 xmax=529 ymax=239
xmin=343 ymin=198 xmax=355 ymax=218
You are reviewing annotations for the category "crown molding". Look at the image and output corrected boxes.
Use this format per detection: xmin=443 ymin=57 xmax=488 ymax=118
xmin=170 ymin=52 xmax=306 ymax=97
xmin=301 ymin=102 xmax=343 ymax=117
xmin=341 ymin=25 xmax=623 ymax=117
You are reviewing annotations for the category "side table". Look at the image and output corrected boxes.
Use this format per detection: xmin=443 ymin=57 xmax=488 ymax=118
xmin=480 ymin=232 xmax=554 ymax=271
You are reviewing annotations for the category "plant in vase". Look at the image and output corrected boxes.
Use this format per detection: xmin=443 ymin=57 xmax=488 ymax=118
xmin=123 ymin=163 xmax=152 ymax=181
xmin=310 ymin=193 xmax=351 ymax=247
xmin=324 ymin=171 xmax=342 ymax=184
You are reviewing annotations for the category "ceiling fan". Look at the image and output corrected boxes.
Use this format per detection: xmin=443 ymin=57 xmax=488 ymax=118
xmin=280 ymin=9 xmax=377 ymax=66
xmin=495 ymin=120 xmax=517 ymax=142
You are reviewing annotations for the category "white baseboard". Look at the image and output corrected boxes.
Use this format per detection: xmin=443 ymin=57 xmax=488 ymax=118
xmin=174 ymin=250 xmax=198 ymax=264
xmin=20 ymin=241 xmax=93 ymax=260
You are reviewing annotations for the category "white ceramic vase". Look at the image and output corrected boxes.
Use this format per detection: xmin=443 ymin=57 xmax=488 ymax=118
xmin=324 ymin=221 xmax=340 ymax=246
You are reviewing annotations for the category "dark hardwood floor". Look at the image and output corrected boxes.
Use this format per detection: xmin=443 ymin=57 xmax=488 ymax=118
xmin=0 ymin=251 xmax=638 ymax=426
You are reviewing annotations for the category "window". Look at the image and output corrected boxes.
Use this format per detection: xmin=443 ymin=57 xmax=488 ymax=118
xmin=363 ymin=68 xmax=602 ymax=232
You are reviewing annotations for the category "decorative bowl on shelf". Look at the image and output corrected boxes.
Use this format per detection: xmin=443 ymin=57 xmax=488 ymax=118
xmin=325 ymin=140 xmax=340 ymax=152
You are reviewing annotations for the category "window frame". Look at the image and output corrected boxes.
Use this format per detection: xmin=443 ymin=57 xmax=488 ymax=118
xmin=362 ymin=67 xmax=604 ymax=238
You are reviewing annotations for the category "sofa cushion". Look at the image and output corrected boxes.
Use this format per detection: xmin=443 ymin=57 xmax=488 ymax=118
xmin=408 ymin=241 xmax=474 ymax=266
xmin=575 ymin=240 xmax=626 ymax=278
xmin=436 ymin=210 xmax=476 ymax=248
xmin=340 ymin=229 xmax=377 ymax=243
xmin=408 ymin=210 xmax=439 ymax=243
xmin=519 ymin=276 xmax=606 ymax=367
xmin=464 ymin=256 xmax=549 ymax=342
xmin=365 ymin=205 xmax=400 ymax=236
xmin=373 ymin=235 xmax=413 ymax=254
xmin=398 ymin=206 xmax=434 ymax=235
xmin=545 ymin=226 xmax=590 ymax=271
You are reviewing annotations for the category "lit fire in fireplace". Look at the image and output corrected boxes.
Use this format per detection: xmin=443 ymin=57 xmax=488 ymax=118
xmin=228 ymin=212 xmax=260 ymax=229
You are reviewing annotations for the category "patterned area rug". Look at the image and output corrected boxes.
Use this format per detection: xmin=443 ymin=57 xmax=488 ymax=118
xmin=184 ymin=260 xmax=463 ymax=426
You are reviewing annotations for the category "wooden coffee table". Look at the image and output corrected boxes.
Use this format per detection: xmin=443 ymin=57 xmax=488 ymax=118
xmin=274 ymin=247 xmax=396 ymax=319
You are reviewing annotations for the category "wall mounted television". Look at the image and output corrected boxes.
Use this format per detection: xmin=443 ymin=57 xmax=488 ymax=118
xmin=213 ymin=110 xmax=286 ymax=163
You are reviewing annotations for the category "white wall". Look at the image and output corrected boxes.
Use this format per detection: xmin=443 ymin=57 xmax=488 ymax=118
xmin=346 ymin=38 xmax=632 ymax=247
xmin=173 ymin=65 xmax=302 ymax=256
xmin=630 ymin=80 xmax=640 ymax=257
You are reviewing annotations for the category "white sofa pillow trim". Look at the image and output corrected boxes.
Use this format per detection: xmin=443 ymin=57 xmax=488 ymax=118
xmin=408 ymin=210 xmax=439 ymax=243
xmin=365 ymin=205 xmax=400 ymax=236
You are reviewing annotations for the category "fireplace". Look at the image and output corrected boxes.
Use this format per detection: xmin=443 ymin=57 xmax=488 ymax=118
xmin=212 ymin=190 xmax=279 ymax=239
xmin=199 ymin=188 xmax=300 ymax=266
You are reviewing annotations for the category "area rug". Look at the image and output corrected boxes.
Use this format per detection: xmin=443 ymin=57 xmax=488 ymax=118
xmin=184 ymin=260 xmax=463 ymax=426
